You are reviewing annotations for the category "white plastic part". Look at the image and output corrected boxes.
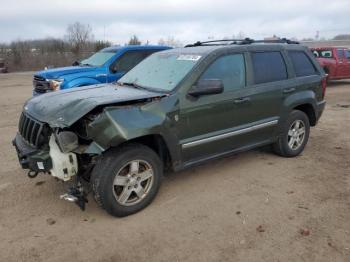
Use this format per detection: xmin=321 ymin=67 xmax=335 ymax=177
xmin=49 ymin=135 xmax=78 ymax=181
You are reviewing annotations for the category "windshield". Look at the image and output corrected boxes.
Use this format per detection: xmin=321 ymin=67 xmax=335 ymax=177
xmin=80 ymin=52 xmax=115 ymax=66
xmin=312 ymin=49 xmax=333 ymax=59
xmin=118 ymin=52 xmax=202 ymax=91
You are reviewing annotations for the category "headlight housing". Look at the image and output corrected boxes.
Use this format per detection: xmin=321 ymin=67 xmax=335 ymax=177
xmin=49 ymin=79 xmax=64 ymax=91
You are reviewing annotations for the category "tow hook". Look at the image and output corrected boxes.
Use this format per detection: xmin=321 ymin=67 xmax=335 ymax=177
xmin=60 ymin=180 xmax=88 ymax=211
xmin=27 ymin=170 xmax=39 ymax=178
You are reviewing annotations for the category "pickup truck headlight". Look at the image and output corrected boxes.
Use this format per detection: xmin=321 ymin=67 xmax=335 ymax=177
xmin=49 ymin=79 xmax=64 ymax=91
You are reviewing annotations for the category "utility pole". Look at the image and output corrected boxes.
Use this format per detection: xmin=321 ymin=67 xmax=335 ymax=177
xmin=315 ymin=30 xmax=320 ymax=40
xmin=104 ymin=25 xmax=106 ymax=42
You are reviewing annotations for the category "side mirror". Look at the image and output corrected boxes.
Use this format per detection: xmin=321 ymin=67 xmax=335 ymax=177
xmin=188 ymin=79 xmax=224 ymax=97
xmin=110 ymin=65 xmax=117 ymax=73
xmin=72 ymin=61 xmax=80 ymax=66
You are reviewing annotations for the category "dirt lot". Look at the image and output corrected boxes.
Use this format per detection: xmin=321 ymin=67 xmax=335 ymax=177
xmin=0 ymin=72 xmax=349 ymax=262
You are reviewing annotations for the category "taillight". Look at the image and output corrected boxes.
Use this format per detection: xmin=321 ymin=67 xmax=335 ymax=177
xmin=321 ymin=77 xmax=327 ymax=99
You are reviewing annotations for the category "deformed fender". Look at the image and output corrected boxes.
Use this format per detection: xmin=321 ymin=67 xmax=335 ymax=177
xmin=85 ymin=95 xmax=182 ymax=163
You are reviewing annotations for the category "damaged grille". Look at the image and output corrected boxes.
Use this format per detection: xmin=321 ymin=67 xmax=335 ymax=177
xmin=18 ymin=112 xmax=49 ymax=148
xmin=33 ymin=75 xmax=51 ymax=93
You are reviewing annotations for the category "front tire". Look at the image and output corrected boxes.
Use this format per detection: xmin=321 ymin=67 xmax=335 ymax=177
xmin=273 ymin=110 xmax=310 ymax=157
xmin=91 ymin=143 xmax=163 ymax=217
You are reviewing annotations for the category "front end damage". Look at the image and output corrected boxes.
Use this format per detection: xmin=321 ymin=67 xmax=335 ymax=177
xmin=12 ymin=112 xmax=89 ymax=209
xmin=12 ymin=87 xmax=173 ymax=211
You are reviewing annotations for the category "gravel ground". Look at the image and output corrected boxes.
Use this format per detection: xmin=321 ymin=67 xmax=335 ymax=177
xmin=0 ymin=72 xmax=349 ymax=262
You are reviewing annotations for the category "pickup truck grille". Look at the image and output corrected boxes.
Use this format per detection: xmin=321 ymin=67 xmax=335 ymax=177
xmin=33 ymin=75 xmax=51 ymax=93
xmin=18 ymin=112 xmax=49 ymax=148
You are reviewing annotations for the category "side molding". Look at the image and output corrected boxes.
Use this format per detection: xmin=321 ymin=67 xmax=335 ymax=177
xmin=182 ymin=119 xmax=278 ymax=149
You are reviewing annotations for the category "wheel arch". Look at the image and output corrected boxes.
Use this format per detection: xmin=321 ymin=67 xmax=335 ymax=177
xmin=293 ymin=103 xmax=317 ymax=126
xmin=283 ymin=90 xmax=318 ymax=126
xmin=109 ymin=134 xmax=174 ymax=172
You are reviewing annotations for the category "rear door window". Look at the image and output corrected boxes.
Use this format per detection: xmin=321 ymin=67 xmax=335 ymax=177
xmin=288 ymin=51 xmax=317 ymax=77
xmin=199 ymin=54 xmax=246 ymax=92
xmin=251 ymin=52 xmax=287 ymax=84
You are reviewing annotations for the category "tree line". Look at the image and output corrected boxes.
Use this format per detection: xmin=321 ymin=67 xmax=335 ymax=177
xmin=1 ymin=21 xmax=349 ymax=72
xmin=0 ymin=22 xmax=111 ymax=71
xmin=0 ymin=22 xmax=183 ymax=72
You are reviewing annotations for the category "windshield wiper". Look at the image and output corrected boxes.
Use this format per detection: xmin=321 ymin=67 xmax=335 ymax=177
xmin=117 ymin=81 xmax=167 ymax=94
xmin=81 ymin=63 xmax=93 ymax=66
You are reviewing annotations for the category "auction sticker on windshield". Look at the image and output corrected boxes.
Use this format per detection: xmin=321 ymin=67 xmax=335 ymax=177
xmin=177 ymin=55 xmax=201 ymax=61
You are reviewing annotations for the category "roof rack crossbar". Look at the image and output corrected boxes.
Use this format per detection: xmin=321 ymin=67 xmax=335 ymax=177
xmin=185 ymin=38 xmax=299 ymax=47
xmin=185 ymin=38 xmax=253 ymax=47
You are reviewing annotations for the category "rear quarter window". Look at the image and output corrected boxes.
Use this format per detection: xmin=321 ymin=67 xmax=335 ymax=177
xmin=251 ymin=51 xmax=288 ymax=84
xmin=288 ymin=51 xmax=317 ymax=77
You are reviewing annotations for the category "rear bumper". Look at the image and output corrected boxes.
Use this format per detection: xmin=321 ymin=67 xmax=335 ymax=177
xmin=316 ymin=100 xmax=326 ymax=122
xmin=12 ymin=133 xmax=52 ymax=172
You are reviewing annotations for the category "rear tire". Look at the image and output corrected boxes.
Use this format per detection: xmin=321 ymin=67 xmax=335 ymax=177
xmin=91 ymin=143 xmax=163 ymax=217
xmin=273 ymin=110 xmax=310 ymax=157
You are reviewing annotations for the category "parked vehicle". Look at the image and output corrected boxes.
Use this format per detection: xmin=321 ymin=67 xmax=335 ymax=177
xmin=0 ymin=58 xmax=8 ymax=73
xmin=311 ymin=47 xmax=350 ymax=80
xmin=32 ymin=45 xmax=171 ymax=96
xmin=13 ymin=38 xmax=326 ymax=217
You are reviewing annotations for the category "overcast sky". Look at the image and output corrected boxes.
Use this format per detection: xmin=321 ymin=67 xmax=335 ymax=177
xmin=0 ymin=0 xmax=349 ymax=44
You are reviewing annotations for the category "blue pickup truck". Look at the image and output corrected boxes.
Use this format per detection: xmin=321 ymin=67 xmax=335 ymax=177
xmin=32 ymin=45 xmax=171 ymax=95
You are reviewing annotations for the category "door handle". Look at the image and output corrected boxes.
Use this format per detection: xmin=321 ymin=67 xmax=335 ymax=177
xmin=233 ymin=97 xmax=251 ymax=104
xmin=283 ymin=87 xmax=296 ymax=94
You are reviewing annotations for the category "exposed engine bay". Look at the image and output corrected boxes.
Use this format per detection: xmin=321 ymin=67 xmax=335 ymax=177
xmin=48 ymin=135 xmax=78 ymax=181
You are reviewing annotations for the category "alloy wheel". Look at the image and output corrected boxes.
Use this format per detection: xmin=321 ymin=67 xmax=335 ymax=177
xmin=112 ymin=160 xmax=154 ymax=206
xmin=287 ymin=120 xmax=306 ymax=150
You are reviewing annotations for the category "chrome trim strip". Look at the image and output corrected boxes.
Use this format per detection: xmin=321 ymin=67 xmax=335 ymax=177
xmin=182 ymin=120 xmax=278 ymax=149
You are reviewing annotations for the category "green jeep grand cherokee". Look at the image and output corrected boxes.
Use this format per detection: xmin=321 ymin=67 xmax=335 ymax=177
xmin=13 ymin=39 xmax=326 ymax=217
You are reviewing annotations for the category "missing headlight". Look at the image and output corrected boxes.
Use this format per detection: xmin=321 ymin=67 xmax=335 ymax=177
xmin=55 ymin=131 xmax=79 ymax=153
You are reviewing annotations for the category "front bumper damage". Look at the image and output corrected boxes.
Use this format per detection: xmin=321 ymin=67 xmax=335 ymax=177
xmin=13 ymin=133 xmax=88 ymax=210
xmin=13 ymin=134 xmax=52 ymax=176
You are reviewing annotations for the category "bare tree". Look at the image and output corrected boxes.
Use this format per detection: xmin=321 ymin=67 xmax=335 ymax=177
xmin=158 ymin=36 xmax=183 ymax=47
xmin=66 ymin=22 xmax=93 ymax=55
xmin=237 ymin=31 xmax=245 ymax=39
xmin=128 ymin=35 xmax=141 ymax=45
xmin=94 ymin=40 xmax=112 ymax=52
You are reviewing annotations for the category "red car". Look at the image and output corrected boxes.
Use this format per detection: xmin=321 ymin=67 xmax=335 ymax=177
xmin=311 ymin=47 xmax=350 ymax=80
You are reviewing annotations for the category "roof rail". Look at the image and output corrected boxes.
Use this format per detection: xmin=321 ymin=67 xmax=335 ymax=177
xmin=185 ymin=38 xmax=299 ymax=47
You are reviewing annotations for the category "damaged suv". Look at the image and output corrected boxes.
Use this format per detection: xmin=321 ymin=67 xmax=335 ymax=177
xmin=13 ymin=39 xmax=326 ymax=217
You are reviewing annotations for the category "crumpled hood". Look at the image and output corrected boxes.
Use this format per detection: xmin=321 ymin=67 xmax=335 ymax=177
xmin=24 ymin=84 xmax=163 ymax=127
xmin=36 ymin=66 xmax=98 ymax=79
